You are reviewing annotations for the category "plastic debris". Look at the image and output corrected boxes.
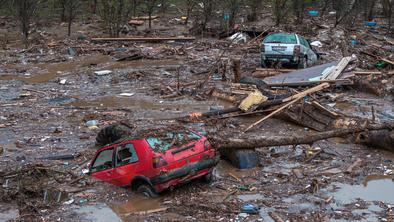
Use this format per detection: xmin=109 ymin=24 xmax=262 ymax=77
xmin=228 ymin=32 xmax=249 ymax=44
xmin=310 ymin=41 xmax=323 ymax=48
xmin=86 ymin=120 xmax=98 ymax=127
xmin=241 ymin=203 xmax=260 ymax=214
xmin=94 ymin=70 xmax=112 ymax=76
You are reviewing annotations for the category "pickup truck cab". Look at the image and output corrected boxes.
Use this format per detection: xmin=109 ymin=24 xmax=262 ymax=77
xmin=261 ymin=33 xmax=318 ymax=68
xmin=88 ymin=127 xmax=219 ymax=197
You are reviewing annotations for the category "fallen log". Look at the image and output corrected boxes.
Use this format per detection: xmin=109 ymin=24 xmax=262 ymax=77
xmin=356 ymin=129 xmax=394 ymax=151
xmin=91 ymin=37 xmax=195 ymax=42
xmin=211 ymin=122 xmax=394 ymax=149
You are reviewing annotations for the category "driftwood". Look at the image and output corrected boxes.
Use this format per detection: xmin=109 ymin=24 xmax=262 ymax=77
xmin=211 ymin=122 xmax=394 ymax=149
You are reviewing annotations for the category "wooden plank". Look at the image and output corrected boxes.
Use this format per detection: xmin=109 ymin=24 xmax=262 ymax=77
xmin=322 ymin=57 xmax=352 ymax=80
xmin=381 ymin=58 xmax=394 ymax=66
xmin=353 ymin=71 xmax=382 ymax=75
xmin=244 ymin=83 xmax=330 ymax=132
xmin=255 ymin=68 xmax=294 ymax=73
xmin=311 ymin=101 xmax=339 ymax=118
xmin=282 ymin=83 xmax=330 ymax=102
xmin=91 ymin=37 xmax=195 ymax=42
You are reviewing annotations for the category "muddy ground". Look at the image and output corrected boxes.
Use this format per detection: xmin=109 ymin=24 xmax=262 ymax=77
xmin=1 ymin=8 xmax=394 ymax=222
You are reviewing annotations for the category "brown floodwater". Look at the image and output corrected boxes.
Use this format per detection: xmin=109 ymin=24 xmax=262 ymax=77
xmin=110 ymin=195 xmax=163 ymax=219
xmin=0 ymin=55 xmax=180 ymax=84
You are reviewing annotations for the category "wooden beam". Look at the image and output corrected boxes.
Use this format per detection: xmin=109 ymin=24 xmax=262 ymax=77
xmin=322 ymin=57 xmax=352 ymax=80
xmin=267 ymin=79 xmax=353 ymax=87
xmin=282 ymin=83 xmax=330 ymax=102
xmin=91 ymin=37 xmax=195 ymax=42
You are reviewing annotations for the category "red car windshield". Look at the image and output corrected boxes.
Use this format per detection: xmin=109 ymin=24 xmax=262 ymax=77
xmin=146 ymin=131 xmax=201 ymax=153
xmin=264 ymin=33 xmax=297 ymax=44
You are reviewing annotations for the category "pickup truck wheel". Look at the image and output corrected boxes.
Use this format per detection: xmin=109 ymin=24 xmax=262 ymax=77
xmin=261 ymin=60 xmax=270 ymax=68
xmin=298 ymin=57 xmax=307 ymax=69
xmin=136 ymin=184 xmax=158 ymax=198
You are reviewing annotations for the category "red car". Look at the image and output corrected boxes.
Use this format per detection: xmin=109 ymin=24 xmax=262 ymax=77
xmin=87 ymin=129 xmax=219 ymax=197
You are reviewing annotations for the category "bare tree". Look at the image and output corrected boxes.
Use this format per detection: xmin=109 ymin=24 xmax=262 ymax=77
xmin=11 ymin=0 xmax=39 ymax=48
xmin=58 ymin=0 xmax=66 ymax=22
xmin=142 ymin=0 xmax=158 ymax=29
xmin=182 ymin=0 xmax=198 ymax=25
xmin=247 ymin=0 xmax=263 ymax=21
xmin=272 ymin=0 xmax=290 ymax=25
xmin=64 ymin=0 xmax=79 ymax=36
xmin=91 ymin=0 xmax=98 ymax=14
xmin=99 ymin=0 xmax=128 ymax=37
xmin=382 ymin=0 xmax=394 ymax=34
xmin=200 ymin=0 xmax=216 ymax=30
xmin=292 ymin=0 xmax=305 ymax=24
xmin=224 ymin=0 xmax=243 ymax=29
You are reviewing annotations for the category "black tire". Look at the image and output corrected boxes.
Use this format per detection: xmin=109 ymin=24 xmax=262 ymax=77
xmin=202 ymin=171 xmax=214 ymax=183
xmin=261 ymin=59 xmax=270 ymax=68
xmin=298 ymin=56 xmax=307 ymax=69
xmin=95 ymin=124 xmax=131 ymax=145
xmin=136 ymin=184 xmax=158 ymax=198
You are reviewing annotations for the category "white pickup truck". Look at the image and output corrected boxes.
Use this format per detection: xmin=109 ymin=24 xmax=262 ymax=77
xmin=261 ymin=33 xmax=318 ymax=69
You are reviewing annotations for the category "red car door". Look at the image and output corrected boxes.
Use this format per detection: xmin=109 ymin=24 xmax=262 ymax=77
xmin=111 ymin=142 xmax=143 ymax=186
xmin=90 ymin=147 xmax=116 ymax=184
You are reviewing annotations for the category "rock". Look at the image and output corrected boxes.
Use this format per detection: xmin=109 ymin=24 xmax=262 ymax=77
xmin=219 ymin=149 xmax=259 ymax=169
xmin=0 ymin=146 xmax=3 ymax=155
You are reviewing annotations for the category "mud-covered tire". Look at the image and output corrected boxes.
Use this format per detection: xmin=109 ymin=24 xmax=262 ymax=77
xmin=95 ymin=124 xmax=131 ymax=145
xmin=136 ymin=184 xmax=158 ymax=198
xmin=202 ymin=171 xmax=214 ymax=183
xmin=298 ymin=57 xmax=307 ymax=69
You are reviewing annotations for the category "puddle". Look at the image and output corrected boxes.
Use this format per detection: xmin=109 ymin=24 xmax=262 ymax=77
xmin=214 ymin=160 xmax=260 ymax=179
xmin=74 ymin=203 xmax=122 ymax=222
xmin=110 ymin=195 xmax=163 ymax=219
xmin=332 ymin=175 xmax=394 ymax=204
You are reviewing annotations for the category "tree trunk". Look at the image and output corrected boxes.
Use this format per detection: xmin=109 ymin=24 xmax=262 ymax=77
xmin=68 ymin=17 xmax=72 ymax=36
xmin=210 ymin=122 xmax=394 ymax=149
xmin=149 ymin=12 xmax=152 ymax=29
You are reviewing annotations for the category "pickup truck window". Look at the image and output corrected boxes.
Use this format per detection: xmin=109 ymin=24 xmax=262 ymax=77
xmin=264 ymin=33 xmax=297 ymax=44
xmin=299 ymin=36 xmax=309 ymax=48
